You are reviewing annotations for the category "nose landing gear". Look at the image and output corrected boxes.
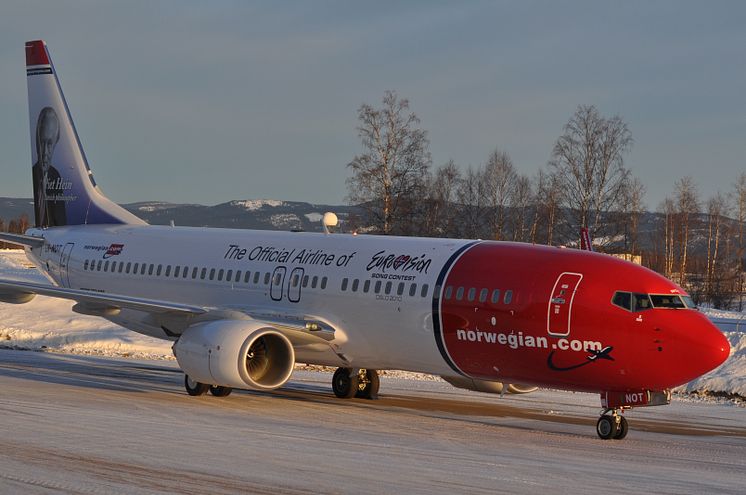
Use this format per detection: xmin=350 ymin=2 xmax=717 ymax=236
xmin=596 ymin=408 xmax=629 ymax=440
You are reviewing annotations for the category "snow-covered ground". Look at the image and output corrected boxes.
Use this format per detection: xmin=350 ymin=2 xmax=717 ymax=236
xmin=0 ymin=250 xmax=744 ymax=396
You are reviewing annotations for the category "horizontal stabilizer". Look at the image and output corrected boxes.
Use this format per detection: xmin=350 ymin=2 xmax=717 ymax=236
xmin=0 ymin=233 xmax=45 ymax=249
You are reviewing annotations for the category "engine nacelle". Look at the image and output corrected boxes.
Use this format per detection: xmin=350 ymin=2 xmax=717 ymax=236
xmin=173 ymin=320 xmax=295 ymax=391
xmin=0 ymin=290 xmax=35 ymax=304
xmin=441 ymin=376 xmax=538 ymax=395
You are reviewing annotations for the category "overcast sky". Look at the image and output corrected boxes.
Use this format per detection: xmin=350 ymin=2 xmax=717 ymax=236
xmin=1 ymin=1 xmax=744 ymax=210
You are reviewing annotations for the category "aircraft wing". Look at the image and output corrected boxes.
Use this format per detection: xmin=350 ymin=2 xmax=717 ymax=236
xmin=0 ymin=278 xmax=337 ymax=343
xmin=0 ymin=278 xmax=206 ymax=316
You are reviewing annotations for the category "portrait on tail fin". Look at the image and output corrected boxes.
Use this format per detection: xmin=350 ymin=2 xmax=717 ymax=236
xmin=32 ymin=106 xmax=67 ymax=227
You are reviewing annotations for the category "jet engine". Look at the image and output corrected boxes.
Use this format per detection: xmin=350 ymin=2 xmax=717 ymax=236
xmin=441 ymin=376 xmax=538 ymax=394
xmin=0 ymin=290 xmax=35 ymax=304
xmin=173 ymin=320 xmax=295 ymax=390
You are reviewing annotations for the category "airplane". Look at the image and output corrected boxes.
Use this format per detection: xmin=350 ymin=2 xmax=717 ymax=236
xmin=0 ymin=40 xmax=730 ymax=440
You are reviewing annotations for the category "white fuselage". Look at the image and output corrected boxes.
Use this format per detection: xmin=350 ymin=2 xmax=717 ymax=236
xmin=27 ymin=225 xmax=474 ymax=376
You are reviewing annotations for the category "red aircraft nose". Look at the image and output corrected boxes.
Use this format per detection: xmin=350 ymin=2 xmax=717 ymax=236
xmin=678 ymin=314 xmax=731 ymax=383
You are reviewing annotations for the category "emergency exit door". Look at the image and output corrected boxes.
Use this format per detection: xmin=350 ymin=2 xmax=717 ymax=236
xmin=547 ymin=272 xmax=583 ymax=337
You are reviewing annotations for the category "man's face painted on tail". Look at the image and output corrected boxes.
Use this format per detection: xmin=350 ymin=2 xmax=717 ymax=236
xmin=37 ymin=108 xmax=59 ymax=173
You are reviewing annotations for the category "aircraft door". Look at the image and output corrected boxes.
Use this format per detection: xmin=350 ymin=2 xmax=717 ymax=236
xmin=270 ymin=266 xmax=286 ymax=301
xmin=547 ymin=272 xmax=583 ymax=337
xmin=59 ymin=242 xmax=75 ymax=288
xmin=287 ymin=267 xmax=304 ymax=303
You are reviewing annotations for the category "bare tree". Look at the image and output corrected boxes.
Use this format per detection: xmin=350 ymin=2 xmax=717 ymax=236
xmin=482 ymin=149 xmax=517 ymax=240
xmin=510 ymin=174 xmax=532 ymax=242
xmin=425 ymin=160 xmax=461 ymax=237
xmin=532 ymin=170 xmax=562 ymax=245
xmin=347 ymin=91 xmax=431 ymax=235
xmin=549 ymin=105 xmax=632 ymax=244
xmin=455 ymin=165 xmax=489 ymax=239
xmin=619 ymin=177 xmax=646 ymax=256
xmin=658 ymin=197 xmax=677 ymax=278
xmin=674 ymin=177 xmax=700 ymax=286
xmin=733 ymin=173 xmax=746 ymax=310
xmin=705 ymin=192 xmax=728 ymax=294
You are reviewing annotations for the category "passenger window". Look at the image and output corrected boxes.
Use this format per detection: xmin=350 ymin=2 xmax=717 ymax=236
xmin=200 ymin=268 xmax=206 ymax=279
xmin=479 ymin=288 xmax=488 ymax=303
xmin=96 ymin=260 xmax=102 ymax=271
xmin=397 ymin=282 xmax=405 ymax=296
xmin=118 ymin=262 xmax=124 ymax=273
xmin=292 ymin=274 xmax=300 ymax=287
xmin=243 ymin=271 xmax=251 ymax=283
xmin=352 ymin=279 xmax=359 ymax=292
xmin=253 ymin=272 xmax=260 ymax=284
xmin=218 ymin=269 xmax=225 ymax=281
xmin=409 ymin=283 xmax=417 ymax=297
xmin=341 ymin=278 xmax=349 ymax=291
xmin=302 ymin=275 xmax=309 ymax=287
xmin=192 ymin=267 xmax=198 ymax=279
xmin=104 ymin=261 xmax=110 ymax=272
xmin=363 ymin=280 xmax=371 ymax=293
xmin=226 ymin=269 xmax=232 ymax=281
xmin=444 ymin=286 xmax=453 ymax=300
xmin=110 ymin=261 xmax=117 ymax=273
xmin=311 ymin=276 xmax=318 ymax=288
xmin=491 ymin=289 xmax=500 ymax=304
xmin=273 ymin=272 xmax=282 ymax=286
xmin=84 ymin=260 xmax=89 ymax=270
xmin=374 ymin=280 xmax=382 ymax=293
xmin=165 ymin=265 xmax=171 ymax=277
xmin=456 ymin=287 xmax=464 ymax=301
xmin=433 ymin=285 xmax=441 ymax=299
xmin=264 ymin=273 xmax=271 ymax=285
xmin=385 ymin=281 xmax=393 ymax=294
xmin=421 ymin=284 xmax=429 ymax=297
xmin=156 ymin=265 xmax=162 ymax=276
xmin=126 ymin=262 xmax=131 ymax=274
xmin=504 ymin=290 xmax=513 ymax=304
xmin=467 ymin=287 xmax=476 ymax=302
xmin=174 ymin=266 xmax=180 ymax=278
xmin=182 ymin=266 xmax=189 ymax=278
xmin=612 ymin=291 xmax=632 ymax=311
xmin=321 ymin=277 xmax=328 ymax=289
xmin=140 ymin=263 xmax=147 ymax=275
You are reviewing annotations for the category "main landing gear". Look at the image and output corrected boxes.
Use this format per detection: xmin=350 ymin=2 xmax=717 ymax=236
xmin=332 ymin=367 xmax=380 ymax=400
xmin=184 ymin=375 xmax=233 ymax=397
xmin=596 ymin=409 xmax=629 ymax=440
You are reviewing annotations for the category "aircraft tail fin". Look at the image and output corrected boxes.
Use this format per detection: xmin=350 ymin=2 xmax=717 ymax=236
xmin=25 ymin=40 xmax=145 ymax=228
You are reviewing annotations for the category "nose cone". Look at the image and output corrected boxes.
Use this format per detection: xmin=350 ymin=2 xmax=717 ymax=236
xmin=680 ymin=314 xmax=731 ymax=382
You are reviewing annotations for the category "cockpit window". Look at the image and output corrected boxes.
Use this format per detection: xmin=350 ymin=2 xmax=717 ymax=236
xmin=682 ymin=295 xmax=697 ymax=309
xmin=612 ymin=291 xmax=652 ymax=312
xmin=633 ymin=293 xmax=652 ymax=311
xmin=612 ymin=291 xmax=631 ymax=311
xmin=650 ymin=294 xmax=687 ymax=309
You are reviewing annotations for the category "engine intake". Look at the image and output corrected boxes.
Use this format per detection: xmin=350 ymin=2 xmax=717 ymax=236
xmin=173 ymin=320 xmax=295 ymax=390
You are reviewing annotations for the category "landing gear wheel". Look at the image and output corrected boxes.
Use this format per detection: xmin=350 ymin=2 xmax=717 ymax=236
xmin=184 ymin=375 xmax=209 ymax=396
xmin=613 ymin=416 xmax=629 ymax=440
xmin=596 ymin=414 xmax=618 ymax=440
xmin=355 ymin=369 xmax=380 ymax=400
xmin=209 ymin=385 xmax=233 ymax=397
xmin=332 ymin=367 xmax=359 ymax=399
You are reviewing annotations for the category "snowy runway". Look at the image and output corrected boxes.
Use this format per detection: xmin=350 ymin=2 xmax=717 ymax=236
xmin=1 ymin=349 xmax=744 ymax=495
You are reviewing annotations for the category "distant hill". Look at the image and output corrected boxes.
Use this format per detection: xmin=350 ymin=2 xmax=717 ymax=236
xmin=0 ymin=197 xmax=362 ymax=233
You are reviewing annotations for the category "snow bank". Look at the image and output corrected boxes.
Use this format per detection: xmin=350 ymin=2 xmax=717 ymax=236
xmin=0 ymin=251 xmax=743 ymax=395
